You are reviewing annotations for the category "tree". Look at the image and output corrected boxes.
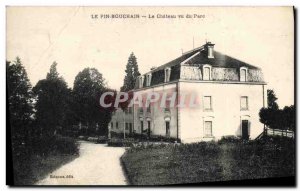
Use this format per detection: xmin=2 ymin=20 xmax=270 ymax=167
xmin=120 ymin=53 xmax=140 ymax=92
xmin=72 ymin=68 xmax=113 ymax=136
xmin=33 ymin=62 xmax=70 ymax=136
xmin=46 ymin=61 xmax=59 ymax=80
xmin=259 ymin=89 xmax=279 ymax=130
xmin=282 ymin=105 xmax=295 ymax=131
xmin=259 ymin=89 xmax=295 ymax=131
xmin=267 ymin=89 xmax=279 ymax=110
xmin=7 ymin=57 xmax=34 ymax=155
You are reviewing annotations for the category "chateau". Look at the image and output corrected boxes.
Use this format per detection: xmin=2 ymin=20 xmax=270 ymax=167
xmin=109 ymin=42 xmax=266 ymax=143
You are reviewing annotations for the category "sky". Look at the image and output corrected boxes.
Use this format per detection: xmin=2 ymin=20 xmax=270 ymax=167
xmin=6 ymin=6 xmax=294 ymax=108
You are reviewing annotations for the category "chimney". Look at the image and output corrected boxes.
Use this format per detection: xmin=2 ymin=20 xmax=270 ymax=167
xmin=205 ymin=41 xmax=215 ymax=58
xmin=150 ymin=66 xmax=157 ymax=71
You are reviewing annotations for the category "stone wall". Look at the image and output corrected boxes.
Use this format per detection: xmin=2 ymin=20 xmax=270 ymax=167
xmin=180 ymin=65 xmax=264 ymax=82
xmin=180 ymin=65 xmax=202 ymax=80
xmin=248 ymin=69 xmax=264 ymax=82
xmin=212 ymin=68 xmax=239 ymax=81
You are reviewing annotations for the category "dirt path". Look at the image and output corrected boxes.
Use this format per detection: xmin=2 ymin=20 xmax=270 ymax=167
xmin=36 ymin=141 xmax=127 ymax=185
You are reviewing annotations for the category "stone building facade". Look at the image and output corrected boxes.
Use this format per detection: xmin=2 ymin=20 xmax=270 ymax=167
xmin=110 ymin=42 xmax=266 ymax=143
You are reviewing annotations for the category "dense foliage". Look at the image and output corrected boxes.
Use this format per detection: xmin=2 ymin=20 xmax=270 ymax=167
xmin=33 ymin=62 xmax=71 ymax=136
xmin=259 ymin=90 xmax=295 ymax=131
xmin=72 ymin=67 xmax=114 ymax=136
xmin=7 ymin=58 xmax=34 ymax=171
xmin=120 ymin=53 xmax=140 ymax=92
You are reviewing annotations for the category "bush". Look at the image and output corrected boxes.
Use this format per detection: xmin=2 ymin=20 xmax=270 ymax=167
xmin=87 ymin=137 xmax=98 ymax=142
xmin=79 ymin=136 xmax=108 ymax=143
xmin=52 ymin=136 xmax=79 ymax=155
xmin=110 ymin=131 xmax=127 ymax=139
xmin=218 ymin=135 xmax=241 ymax=144
xmin=78 ymin=135 xmax=85 ymax=140
xmin=108 ymin=138 xmax=137 ymax=147
xmin=96 ymin=136 xmax=107 ymax=144
xmin=148 ymin=135 xmax=180 ymax=143
xmin=110 ymin=131 xmax=180 ymax=143
xmin=31 ymin=135 xmax=79 ymax=156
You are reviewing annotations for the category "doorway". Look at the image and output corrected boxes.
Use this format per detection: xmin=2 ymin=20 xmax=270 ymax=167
xmin=242 ymin=120 xmax=249 ymax=140
xmin=147 ymin=121 xmax=151 ymax=137
xmin=166 ymin=121 xmax=170 ymax=137
xmin=140 ymin=121 xmax=143 ymax=133
xmin=129 ymin=123 xmax=133 ymax=134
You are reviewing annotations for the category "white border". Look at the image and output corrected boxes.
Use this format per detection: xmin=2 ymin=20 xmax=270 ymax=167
xmin=1 ymin=1 xmax=298 ymax=191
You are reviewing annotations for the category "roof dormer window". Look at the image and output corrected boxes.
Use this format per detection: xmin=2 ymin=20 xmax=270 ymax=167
xmin=146 ymin=73 xmax=152 ymax=86
xmin=240 ymin=67 xmax=248 ymax=82
xmin=138 ymin=76 xmax=144 ymax=88
xmin=202 ymin=65 xmax=212 ymax=80
xmin=164 ymin=67 xmax=171 ymax=83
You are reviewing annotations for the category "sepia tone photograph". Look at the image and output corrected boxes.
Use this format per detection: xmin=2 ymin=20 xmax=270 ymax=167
xmin=6 ymin=6 xmax=295 ymax=186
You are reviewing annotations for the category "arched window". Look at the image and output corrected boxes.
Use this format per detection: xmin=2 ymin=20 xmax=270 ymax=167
xmin=202 ymin=65 xmax=212 ymax=80
xmin=240 ymin=67 xmax=248 ymax=82
xmin=138 ymin=76 xmax=144 ymax=88
xmin=146 ymin=73 xmax=152 ymax=86
xmin=164 ymin=67 xmax=171 ymax=82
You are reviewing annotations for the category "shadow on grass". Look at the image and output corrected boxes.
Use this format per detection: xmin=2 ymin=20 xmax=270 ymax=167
xmin=13 ymin=153 xmax=79 ymax=185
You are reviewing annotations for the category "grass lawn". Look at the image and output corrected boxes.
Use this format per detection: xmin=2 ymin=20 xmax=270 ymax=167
xmin=13 ymin=153 xmax=79 ymax=185
xmin=12 ymin=136 xmax=80 ymax=185
xmin=121 ymin=139 xmax=295 ymax=185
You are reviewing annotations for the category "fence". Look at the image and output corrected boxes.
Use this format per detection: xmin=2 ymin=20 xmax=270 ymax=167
xmin=265 ymin=127 xmax=294 ymax=139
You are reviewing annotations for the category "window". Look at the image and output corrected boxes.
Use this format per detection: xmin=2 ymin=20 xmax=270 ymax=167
xmin=138 ymin=76 xmax=144 ymax=88
xmin=147 ymin=121 xmax=151 ymax=136
xmin=147 ymin=104 xmax=151 ymax=113
xmin=240 ymin=69 xmax=246 ymax=81
xmin=240 ymin=67 xmax=248 ymax=82
xmin=140 ymin=121 xmax=144 ymax=133
xmin=116 ymin=122 xmax=118 ymax=129
xmin=203 ymin=96 xmax=212 ymax=110
xmin=166 ymin=121 xmax=170 ymax=137
xmin=165 ymin=100 xmax=171 ymax=112
xmin=139 ymin=107 xmax=143 ymax=113
xmin=146 ymin=74 xmax=152 ymax=86
xmin=241 ymin=96 xmax=249 ymax=110
xmin=146 ymin=99 xmax=151 ymax=113
xmin=128 ymin=107 xmax=132 ymax=114
xmin=203 ymin=65 xmax=211 ymax=80
xmin=111 ymin=122 xmax=113 ymax=129
xmin=164 ymin=67 xmax=171 ymax=82
xmin=204 ymin=121 xmax=213 ymax=137
xmin=125 ymin=123 xmax=129 ymax=130
xmin=125 ymin=107 xmax=132 ymax=114
xmin=139 ymin=99 xmax=144 ymax=113
xmin=129 ymin=123 xmax=133 ymax=133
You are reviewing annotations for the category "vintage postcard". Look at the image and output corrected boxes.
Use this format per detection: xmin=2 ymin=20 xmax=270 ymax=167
xmin=6 ymin=6 xmax=295 ymax=186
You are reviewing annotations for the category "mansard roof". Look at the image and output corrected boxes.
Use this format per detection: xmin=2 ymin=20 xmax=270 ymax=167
xmin=151 ymin=44 xmax=259 ymax=72
xmin=134 ymin=42 xmax=263 ymax=89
